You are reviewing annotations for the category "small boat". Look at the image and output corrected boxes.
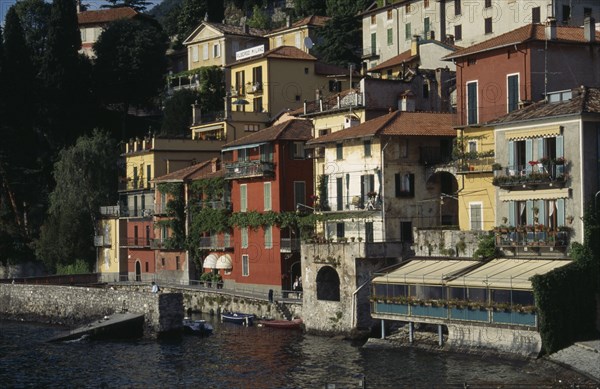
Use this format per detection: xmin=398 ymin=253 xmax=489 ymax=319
xmin=220 ymin=312 xmax=254 ymax=326
xmin=257 ymin=318 xmax=303 ymax=330
xmin=182 ymin=318 xmax=213 ymax=335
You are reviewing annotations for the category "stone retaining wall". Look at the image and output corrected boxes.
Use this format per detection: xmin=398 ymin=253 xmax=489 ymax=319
xmin=0 ymin=284 xmax=183 ymax=335
xmin=446 ymin=323 xmax=542 ymax=357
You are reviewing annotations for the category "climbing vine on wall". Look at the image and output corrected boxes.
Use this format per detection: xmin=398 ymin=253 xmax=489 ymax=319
xmin=156 ymin=182 xmax=186 ymax=250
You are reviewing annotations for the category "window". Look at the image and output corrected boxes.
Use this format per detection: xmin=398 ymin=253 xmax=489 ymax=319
xmin=454 ymin=25 xmax=462 ymax=41
xmin=161 ymin=257 xmax=165 ymax=267
xmin=241 ymin=227 xmax=248 ymax=248
xmin=293 ymin=142 xmax=305 ymax=159
xmin=141 ymin=196 xmax=146 ymax=214
xmin=361 ymin=174 xmax=375 ymax=208
xmin=264 ymin=182 xmax=271 ymax=211
xmin=365 ymin=222 xmax=374 ymax=242
xmin=145 ymin=225 xmax=150 ymax=246
xmin=161 ymin=225 xmax=167 ymax=241
xmin=484 ymin=17 xmax=492 ymax=34
xmin=336 ymin=222 xmax=345 ymax=238
xmin=454 ymin=0 xmax=461 ymax=15
xmin=134 ymin=226 xmax=138 ymax=245
xmin=146 ymin=165 xmax=151 ymax=187
xmin=264 ymin=226 xmax=272 ymax=249
xmin=202 ymin=44 xmax=208 ymax=60
xmin=238 ymin=148 xmax=248 ymax=161
xmin=387 ymin=9 xmax=393 ymax=20
xmin=304 ymin=67 xmax=309 ymax=74
xmin=469 ymin=203 xmax=483 ymax=231
xmin=145 ymin=262 xmax=149 ymax=272
xmin=467 ymin=81 xmax=478 ymax=125
xmin=364 ymin=140 xmax=372 ymax=157
xmin=370 ymin=33 xmax=377 ymax=55
xmin=387 ymin=28 xmax=393 ymax=46
xmin=133 ymin=196 xmax=138 ymax=217
xmin=133 ymin=166 xmax=138 ymax=188
xmin=405 ymin=4 xmax=411 ymax=13
xmin=405 ymin=22 xmax=411 ymax=40
xmin=260 ymin=143 xmax=273 ymax=162
xmin=424 ymin=0 xmax=429 ymax=8
xmin=370 ymin=14 xmax=376 ymax=25
xmin=176 ymin=256 xmax=180 ymax=270
xmin=252 ymin=66 xmax=262 ymax=89
xmin=235 ymin=71 xmax=245 ymax=96
xmin=242 ymin=254 xmax=249 ymax=276
xmin=253 ymin=97 xmax=263 ymax=112
xmin=213 ymin=43 xmax=220 ymax=58
xmin=244 ymin=124 xmax=260 ymax=132
xmin=336 ymin=177 xmax=343 ymax=211
xmin=192 ymin=45 xmax=199 ymax=62
xmin=399 ymin=139 xmax=408 ymax=158
xmin=400 ymin=221 xmax=413 ymax=242
xmin=424 ymin=17 xmax=430 ymax=37
xmin=294 ymin=181 xmax=306 ymax=208
xmin=336 ymin=143 xmax=343 ymax=160
xmin=275 ymin=36 xmax=282 ymax=47
xmin=329 ymin=80 xmax=342 ymax=92
xmin=562 ymin=5 xmax=571 ymax=24
xmin=240 ymin=184 xmax=247 ymax=212
xmin=422 ymin=83 xmax=430 ymax=98
xmin=395 ymin=173 xmax=414 ymax=197
xmin=484 ymin=0 xmax=491 ymax=8
xmin=507 ymin=74 xmax=519 ymax=113
xmin=532 ymin=7 xmax=541 ymax=24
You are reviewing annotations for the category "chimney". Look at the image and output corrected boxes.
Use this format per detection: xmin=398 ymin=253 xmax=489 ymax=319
xmin=191 ymin=101 xmax=201 ymax=125
xmin=584 ymin=16 xmax=596 ymax=42
xmin=398 ymin=91 xmax=415 ymax=112
xmin=76 ymin=0 xmax=81 ymax=13
xmin=545 ymin=17 xmax=557 ymax=40
xmin=445 ymin=34 xmax=455 ymax=46
xmin=315 ymin=88 xmax=321 ymax=102
xmin=411 ymin=35 xmax=420 ymax=56
xmin=286 ymin=15 xmax=291 ymax=28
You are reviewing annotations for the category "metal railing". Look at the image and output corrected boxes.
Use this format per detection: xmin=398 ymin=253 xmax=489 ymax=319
xmin=280 ymin=238 xmax=300 ymax=252
xmin=224 ymin=160 xmax=275 ymax=180
xmin=495 ymin=229 xmax=570 ymax=249
xmin=198 ymin=235 xmax=232 ymax=249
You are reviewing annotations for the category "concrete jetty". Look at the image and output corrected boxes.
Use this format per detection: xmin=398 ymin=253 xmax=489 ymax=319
xmin=49 ymin=313 xmax=145 ymax=342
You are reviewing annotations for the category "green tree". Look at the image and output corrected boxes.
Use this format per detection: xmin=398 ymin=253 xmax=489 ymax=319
xmin=13 ymin=0 xmax=51 ymax=68
xmin=102 ymin=0 xmax=152 ymax=12
xmin=161 ymin=89 xmax=199 ymax=136
xmin=93 ymin=18 xmax=168 ymax=138
xmin=294 ymin=0 xmax=327 ymax=17
xmin=177 ymin=0 xmax=207 ymax=41
xmin=247 ymin=4 xmax=270 ymax=29
xmin=36 ymin=130 xmax=119 ymax=271
xmin=41 ymin=0 xmax=88 ymax=148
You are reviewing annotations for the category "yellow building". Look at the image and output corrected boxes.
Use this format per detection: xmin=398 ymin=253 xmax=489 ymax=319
xmin=455 ymin=126 xmax=497 ymax=232
xmin=265 ymin=15 xmax=329 ymax=53
xmin=227 ymin=45 xmax=352 ymax=132
xmin=95 ymin=209 xmax=127 ymax=282
xmin=183 ymin=22 xmax=268 ymax=71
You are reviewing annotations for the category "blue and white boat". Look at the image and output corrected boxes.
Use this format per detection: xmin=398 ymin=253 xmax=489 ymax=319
xmin=220 ymin=312 xmax=254 ymax=326
xmin=182 ymin=318 xmax=213 ymax=335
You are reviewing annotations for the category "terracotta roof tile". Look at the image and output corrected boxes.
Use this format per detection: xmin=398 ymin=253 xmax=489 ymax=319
xmin=490 ymin=86 xmax=600 ymax=125
xmin=445 ymin=24 xmax=600 ymax=60
xmin=306 ymin=110 xmax=455 ymax=145
xmin=77 ymin=7 xmax=138 ymax=25
xmin=223 ymin=119 xmax=313 ymax=148
xmin=153 ymin=158 xmax=222 ymax=182
xmin=369 ymin=49 xmax=418 ymax=72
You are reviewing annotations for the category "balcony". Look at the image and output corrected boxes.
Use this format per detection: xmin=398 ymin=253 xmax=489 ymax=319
xmin=94 ymin=236 xmax=111 ymax=247
xmin=313 ymin=193 xmax=382 ymax=213
xmin=455 ymin=157 xmax=495 ymax=174
xmin=495 ymin=228 xmax=570 ymax=250
xmin=198 ymin=235 xmax=233 ymax=250
xmin=361 ymin=47 xmax=380 ymax=59
xmin=122 ymin=237 xmax=152 ymax=248
xmin=245 ymin=82 xmax=263 ymax=94
xmin=99 ymin=205 xmax=122 ymax=217
xmin=198 ymin=200 xmax=231 ymax=210
xmin=280 ymin=238 xmax=300 ymax=253
xmin=492 ymin=161 xmax=568 ymax=190
xmin=122 ymin=207 xmax=154 ymax=218
xmin=224 ymin=160 xmax=275 ymax=180
xmin=419 ymin=147 xmax=453 ymax=166
xmin=118 ymin=178 xmax=153 ymax=192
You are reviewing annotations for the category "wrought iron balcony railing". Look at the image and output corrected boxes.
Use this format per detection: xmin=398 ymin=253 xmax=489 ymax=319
xmin=224 ymin=160 xmax=275 ymax=180
xmin=492 ymin=162 xmax=568 ymax=190
xmin=494 ymin=228 xmax=570 ymax=250
xmin=198 ymin=235 xmax=232 ymax=249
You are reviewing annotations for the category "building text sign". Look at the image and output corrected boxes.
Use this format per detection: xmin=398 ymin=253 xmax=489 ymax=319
xmin=236 ymin=45 xmax=265 ymax=61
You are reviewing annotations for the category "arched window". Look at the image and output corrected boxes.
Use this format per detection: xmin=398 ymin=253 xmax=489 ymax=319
xmin=316 ymin=266 xmax=340 ymax=301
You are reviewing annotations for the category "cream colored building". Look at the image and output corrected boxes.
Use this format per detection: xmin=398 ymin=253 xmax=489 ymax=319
xmin=265 ymin=15 xmax=329 ymax=53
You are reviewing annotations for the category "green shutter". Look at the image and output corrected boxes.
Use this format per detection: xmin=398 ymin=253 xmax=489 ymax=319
xmin=240 ymin=185 xmax=247 ymax=212
xmin=525 ymin=139 xmax=533 ymax=172
xmin=556 ymin=135 xmax=564 ymax=175
xmin=526 ymin=200 xmax=533 ymax=224
xmin=557 ymin=199 xmax=565 ymax=226
xmin=537 ymin=200 xmax=546 ymax=225
xmin=508 ymin=201 xmax=515 ymax=226
xmin=508 ymin=140 xmax=514 ymax=171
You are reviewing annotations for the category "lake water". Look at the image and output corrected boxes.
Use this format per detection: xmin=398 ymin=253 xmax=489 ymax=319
xmin=0 ymin=315 xmax=596 ymax=388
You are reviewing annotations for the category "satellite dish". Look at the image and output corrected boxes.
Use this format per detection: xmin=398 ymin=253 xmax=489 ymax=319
xmin=304 ymin=37 xmax=314 ymax=49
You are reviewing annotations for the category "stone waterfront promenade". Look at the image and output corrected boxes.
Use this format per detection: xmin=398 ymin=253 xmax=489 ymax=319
xmin=548 ymin=340 xmax=600 ymax=382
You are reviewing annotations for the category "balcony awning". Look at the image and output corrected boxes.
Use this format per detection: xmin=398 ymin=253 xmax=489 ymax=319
xmin=446 ymin=259 xmax=572 ymax=290
xmin=499 ymin=188 xmax=569 ymax=202
xmin=216 ymin=254 xmax=232 ymax=269
xmin=505 ymin=126 xmax=562 ymax=140
xmin=372 ymin=259 xmax=480 ymax=285
xmin=222 ymin=142 xmax=267 ymax=152
xmin=203 ymin=253 xmax=218 ymax=269
xmin=192 ymin=124 xmax=224 ymax=133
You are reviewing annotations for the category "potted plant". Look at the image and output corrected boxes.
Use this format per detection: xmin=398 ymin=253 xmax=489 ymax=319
xmin=553 ymin=156 xmax=566 ymax=165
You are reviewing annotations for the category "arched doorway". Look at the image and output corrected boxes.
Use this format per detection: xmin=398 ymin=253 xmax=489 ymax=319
xmin=316 ymin=266 xmax=340 ymax=301
xmin=135 ymin=261 xmax=141 ymax=282
xmin=289 ymin=260 xmax=301 ymax=290
xmin=426 ymin=171 xmax=459 ymax=226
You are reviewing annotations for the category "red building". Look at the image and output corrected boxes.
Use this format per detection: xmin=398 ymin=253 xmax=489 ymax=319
xmin=445 ymin=18 xmax=600 ymax=126
xmin=222 ymin=118 xmax=314 ymax=294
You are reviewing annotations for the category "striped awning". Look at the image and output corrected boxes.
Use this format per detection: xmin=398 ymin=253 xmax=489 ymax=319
xmin=216 ymin=254 xmax=232 ymax=269
xmin=505 ymin=126 xmax=562 ymax=140
xmin=221 ymin=142 xmax=267 ymax=152
xmin=372 ymin=259 xmax=480 ymax=285
xmin=499 ymin=188 xmax=569 ymax=202
xmin=203 ymin=253 xmax=218 ymax=269
xmin=446 ymin=259 xmax=572 ymax=290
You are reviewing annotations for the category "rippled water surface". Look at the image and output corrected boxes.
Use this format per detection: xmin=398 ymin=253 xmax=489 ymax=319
xmin=0 ymin=316 xmax=595 ymax=388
